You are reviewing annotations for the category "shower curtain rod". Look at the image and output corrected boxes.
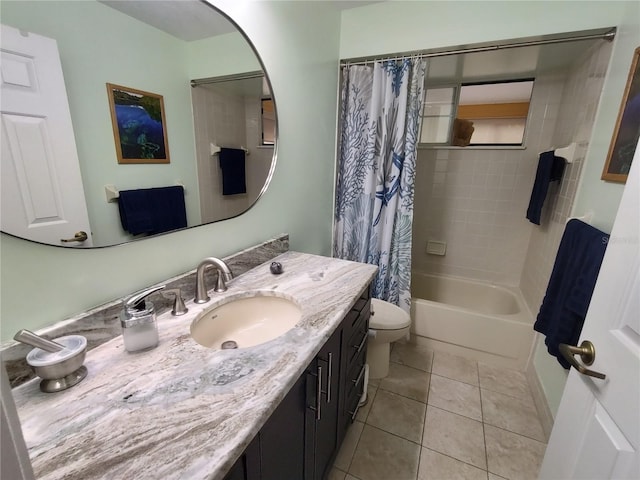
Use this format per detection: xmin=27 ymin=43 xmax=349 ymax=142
xmin=190 ymin=70 xmax=264 ymax=88
xmin=340 ymin=29 xmax=616 ymax=66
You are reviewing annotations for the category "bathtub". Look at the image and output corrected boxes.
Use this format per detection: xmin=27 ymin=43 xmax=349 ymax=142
xmin=410 ymin=272 xmax=535 ymax=369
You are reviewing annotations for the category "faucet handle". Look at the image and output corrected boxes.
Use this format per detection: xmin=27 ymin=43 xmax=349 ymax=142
xmin=163 ymin=288 xmax=188 ymax=316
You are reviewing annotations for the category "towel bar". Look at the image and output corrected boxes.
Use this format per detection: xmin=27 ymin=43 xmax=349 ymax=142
xmin=554 ymin=143 xmax=577 ymax=163
xmin=209 ymin=143 xmax=250 ymax=156
xmin=538 ymin=142 xmax=578 ymax=163
xmin=566 ymin=211 xmax=594 ymax=225
xmin=105 ymin=182 xmax=185 ymax=203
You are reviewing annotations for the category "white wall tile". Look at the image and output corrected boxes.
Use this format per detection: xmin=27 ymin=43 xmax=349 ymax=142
xmin=413 ymin=43 xmax=610 ymax=289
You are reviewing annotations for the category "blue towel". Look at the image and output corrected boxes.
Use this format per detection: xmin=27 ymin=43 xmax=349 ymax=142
xmin=219 ymin=148 xmax=246 ymax=195
xmin=534 ymin=219 xmax=609 ymax=369
xmin=526 ymin=151 xmax=565 ymax=225
xmin=118 ymin=186 xmax=187 ymax=235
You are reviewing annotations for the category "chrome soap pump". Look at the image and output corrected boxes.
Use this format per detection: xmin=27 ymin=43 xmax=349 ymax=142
xmin=121 ymin=285 xmax=165 ymax=353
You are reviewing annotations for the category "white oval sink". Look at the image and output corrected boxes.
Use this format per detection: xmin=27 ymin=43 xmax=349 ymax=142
xmin=190 ymin=293 xmax=301 ymax=349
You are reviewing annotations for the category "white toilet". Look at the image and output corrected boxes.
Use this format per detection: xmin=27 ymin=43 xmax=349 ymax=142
xmin=367 ymin=298 xmax=411 ymax=379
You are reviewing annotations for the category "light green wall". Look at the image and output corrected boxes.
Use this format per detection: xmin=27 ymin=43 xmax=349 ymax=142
xmin=187 ymin=31 xmax=262 ymax=79
xmin=0 ymin=0 xmax=341 ymax=341
xmin=341 ymin=0 xmax=639 ymax=419
xmin=1 ymin=0 xmax=202 ymax=247
xmin=572 ymin=0 xmax=640 ymax=233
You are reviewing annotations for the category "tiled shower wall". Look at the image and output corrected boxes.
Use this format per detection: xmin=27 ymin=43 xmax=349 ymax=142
xmin=519 ymin=40 xmax=613 ymax=315
xmin=192 ymin=87 xmax=273 ymax=224
xmin=412 ymin=40 xmax=612 ymax=289
xmin=412 ymin=74 xmax=566 ymax=286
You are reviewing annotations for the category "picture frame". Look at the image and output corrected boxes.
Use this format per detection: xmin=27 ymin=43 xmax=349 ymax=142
xmin=601 ymin=47 xmax=640 ymax=183
xmin=106 ymin=83 xmax=170 ymax=164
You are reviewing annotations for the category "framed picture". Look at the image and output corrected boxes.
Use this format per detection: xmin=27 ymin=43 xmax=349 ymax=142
xmin=106 ymin=83 xmax=170 ymax=164
xmin=602 ymin=47 xmax=640 ymax=183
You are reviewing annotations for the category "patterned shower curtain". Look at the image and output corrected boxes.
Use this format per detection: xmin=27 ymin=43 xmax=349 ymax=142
xmin=333 ymin=58 xmax=427 ymax=311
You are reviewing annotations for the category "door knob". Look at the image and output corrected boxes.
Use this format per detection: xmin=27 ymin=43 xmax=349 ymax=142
xmin=60 ymin=231 xmax=88 ymax=243
xmin=559 ymin=340 xmax=606 ymax=379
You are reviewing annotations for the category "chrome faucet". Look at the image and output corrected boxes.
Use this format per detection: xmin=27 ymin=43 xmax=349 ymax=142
xmin=194 ymin=257 xmax=234 ymax=303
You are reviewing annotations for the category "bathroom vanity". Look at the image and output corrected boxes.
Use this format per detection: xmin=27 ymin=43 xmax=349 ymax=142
xmin=224 ymin=283 xmax=371 ymax=480
xmin=10 ymin=251 xmax=376 ymax=480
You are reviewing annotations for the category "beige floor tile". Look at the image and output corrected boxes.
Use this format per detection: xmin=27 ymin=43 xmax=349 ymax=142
xmin=346 ymin=475 xmax=361 ymax=480
xmin=418 ymin=448 xmax=488 ymax=480
xmin=432 ymin=351 xmax=479 ymax=386
xmin=488 ymin=474 xmax=507 ymax=480
xmin=428 ymin=375 xmax=482 ymax=421
xmin=356 ymin=384 xmax=379 ymax=423
xmin=390 ymin=342 xmax=434 ymax=372
xmin=328 ymin=467 xmax=347 ymax=480
xmin=367 ymin=389 xmax=426 ymax=443
xmin=481 ymin=389 xmax=546 ymax=442
xmin=484 ymin=424 xmax=546 ymax=480
xmin=349 ymin=425 xmax=421 ymax=480
xmin=379 ymin=363 xmax=430 ymax=403
xmin=478 ymin=363 xmax=532 ymax=400
xmin=422 ymin=405 xmax=486 ymax=469
xmin=334 ymin=421 xmax=365 ymax=471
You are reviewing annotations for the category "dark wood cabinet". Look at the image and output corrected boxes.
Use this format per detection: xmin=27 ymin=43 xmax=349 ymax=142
xmin=306 ymin=323 xmax=343 ymax=480
xmin=260 ymin=373 xmax=308 ymax=480
xmin=224 ymin=285 xmax=371 ymax=480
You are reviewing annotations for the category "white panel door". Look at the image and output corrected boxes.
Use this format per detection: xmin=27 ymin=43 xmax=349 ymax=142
xmin=0 ymin=24 xmax=92 ymax=246
xmin=539 ymin=145 xmax=640 ymax=478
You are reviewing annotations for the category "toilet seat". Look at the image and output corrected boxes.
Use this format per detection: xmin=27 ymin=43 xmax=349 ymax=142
xmin=370 ymin=298 xmax=411 ymax=330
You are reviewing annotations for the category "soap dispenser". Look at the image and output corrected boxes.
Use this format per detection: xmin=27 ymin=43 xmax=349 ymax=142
xmin=121 ymin=285 xmax=165 ymax=353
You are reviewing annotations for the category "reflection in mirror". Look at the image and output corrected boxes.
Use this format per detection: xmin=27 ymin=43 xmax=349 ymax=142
xmin=261 ymin=99 xmax=276 ymax=145
xmin=191 ymin=73 xmax=274 ymax=224
xmin=0 ymin=0 xmax=276 ymax=248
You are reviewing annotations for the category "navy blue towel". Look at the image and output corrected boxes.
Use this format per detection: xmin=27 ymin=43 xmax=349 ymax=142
xmin=219 ymin=148 xmax=247 ymax=196
xmin=534 ymin=219 xmax=609 ymax=369
xmin=526 ymin=151 xmax=565 ymax=225
xmin=118 ymin=186 xmax=187 ymax=235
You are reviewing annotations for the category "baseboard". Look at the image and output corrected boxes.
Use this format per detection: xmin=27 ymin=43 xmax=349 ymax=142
xmin=526 ymin=362 xmax=554 ymax=442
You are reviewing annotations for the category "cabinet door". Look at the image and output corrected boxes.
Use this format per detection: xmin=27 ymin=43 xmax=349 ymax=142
xmin=259 ymin=373 xmax=308 ymax=480
xmin=223 ymin=436 xmax=260 ymax=480
xmin=307 ymin=326 xmax=343 ymax=480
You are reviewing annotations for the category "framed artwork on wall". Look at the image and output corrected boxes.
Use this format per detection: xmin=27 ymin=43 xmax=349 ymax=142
xmin=601 ymin=47 xmax=640 ymax=183
xmin=106 ymin=83 xmax=170 ymax=164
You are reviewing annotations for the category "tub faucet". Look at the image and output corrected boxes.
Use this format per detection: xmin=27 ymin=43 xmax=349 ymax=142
xmin=194 ymin=257 xmax=234 ymax=303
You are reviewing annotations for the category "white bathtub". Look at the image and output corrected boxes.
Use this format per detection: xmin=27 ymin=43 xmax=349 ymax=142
xmin=410 ymin=272 xmax=535 ymax=369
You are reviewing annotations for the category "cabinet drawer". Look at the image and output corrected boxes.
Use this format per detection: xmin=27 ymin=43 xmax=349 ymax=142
xmin=345 ymin=308 xmax=369 ymax=371
xmin=345 ymin=363 xmax=367 ymax=423
xmin=346 ymin=354 xmax=366 ymax=400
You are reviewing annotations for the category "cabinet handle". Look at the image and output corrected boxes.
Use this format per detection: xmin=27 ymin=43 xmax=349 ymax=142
xmin=352 ymin=364 xmax=366 ymax=387
xmin=309 ymin=365 xmax=322 ymax=421
xmin=348 ymin=403 xmax=361 ymax=422
xmin=326 ymin=352 xmax=333 ymax=404
xmin=352 ymin=332 xmax=367 ymax=353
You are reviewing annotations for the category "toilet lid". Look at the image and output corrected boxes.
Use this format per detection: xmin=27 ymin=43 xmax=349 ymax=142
xmin=370 ymin=298 xmax=411 ymax=330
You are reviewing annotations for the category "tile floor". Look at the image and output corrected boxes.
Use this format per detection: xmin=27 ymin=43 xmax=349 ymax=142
xmin=330 ymin=343 xmax=547 ymax=480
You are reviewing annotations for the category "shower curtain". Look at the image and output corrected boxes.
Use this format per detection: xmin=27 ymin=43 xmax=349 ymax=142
xmin=333 ymin=58 xmax=426 ymax=311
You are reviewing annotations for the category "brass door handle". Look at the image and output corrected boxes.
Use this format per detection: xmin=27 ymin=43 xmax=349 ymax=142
xmin=559 ymin=340 xmax=606 ymax=379
xmin=60 ymin=231 xmax=88 ymax=243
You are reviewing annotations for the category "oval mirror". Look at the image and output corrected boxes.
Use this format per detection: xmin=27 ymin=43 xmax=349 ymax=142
xmin=0 ymin=0 xmax=276 ymax=248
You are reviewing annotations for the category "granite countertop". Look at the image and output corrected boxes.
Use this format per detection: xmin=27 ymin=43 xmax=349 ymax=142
xmin=11 ymin=251 xmax=377 ymax=480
